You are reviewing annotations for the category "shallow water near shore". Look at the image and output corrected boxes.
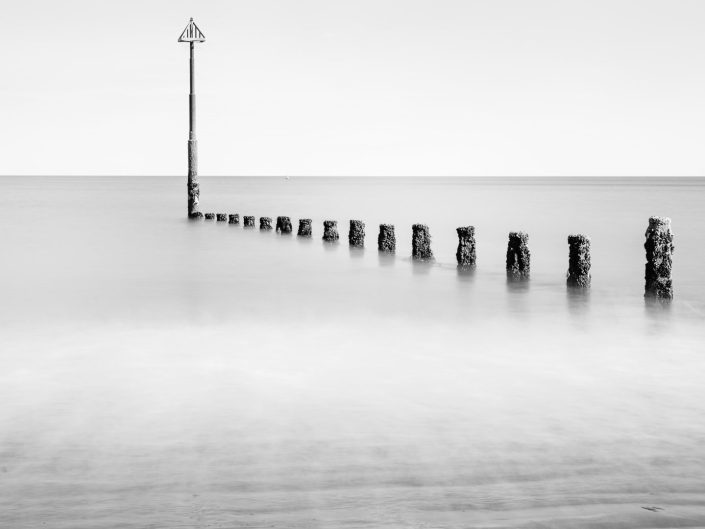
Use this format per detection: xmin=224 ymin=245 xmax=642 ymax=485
xmin=1 ymin=176 xmax=704 ymax=528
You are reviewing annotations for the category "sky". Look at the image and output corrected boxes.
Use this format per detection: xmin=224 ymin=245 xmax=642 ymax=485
xmin=2 ymin=0 xmax=705 ymax=176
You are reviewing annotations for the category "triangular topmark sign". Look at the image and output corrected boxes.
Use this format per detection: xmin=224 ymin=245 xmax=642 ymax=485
xmin=178 ymin=18 xmax=206 ymax=42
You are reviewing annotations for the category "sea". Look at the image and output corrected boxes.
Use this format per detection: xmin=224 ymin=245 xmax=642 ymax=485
xmin=1 ymin=176 xmax=704 ymax=528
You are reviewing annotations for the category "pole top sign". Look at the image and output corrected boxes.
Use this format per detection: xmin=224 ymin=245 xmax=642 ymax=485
xmin=178 ymin=18 xmax=206 ymax=43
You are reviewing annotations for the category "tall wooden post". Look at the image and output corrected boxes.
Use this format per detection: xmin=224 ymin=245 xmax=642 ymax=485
xmin=644 ymin=216 xmax=675 ymax=299
xmin=179 ymin=18 xmax=206 ymax=218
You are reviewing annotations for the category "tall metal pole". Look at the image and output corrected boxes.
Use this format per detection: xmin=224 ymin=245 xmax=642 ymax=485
xmin=190 ymin=41 xmax=196 ymax=137
xmin=187 ymin=40 xmax=200 ymax=217
xmin=180 ymin=18 xmax=205 ymax=217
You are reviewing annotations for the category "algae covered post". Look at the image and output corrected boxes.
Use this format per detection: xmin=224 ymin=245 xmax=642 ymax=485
xmin=178 ymin=18 xmax=206 ymax=219
xmin=260 ymin=217 xmax=273 ymax=230
xmin=348 ymin=220 xmax=365 ymax=247
xmin=378 ymin=224 xmax=396 ymax=253
xmin=276 ymin=216 xmax=293 ymax=233
xmin=323 ymin=220 xmax=339 ymax=241
xmin=411 ymin=224 xmax=433 ymax=260
xmin=506 ymin=232 xmax=530 ymax=277
xmin=298 ymin=219 xmax=312 ymax=237
xmin=567 ymin=234 xmax=591 ymax=287
xmin=456 ymin=226 xmax=476 ymax=267
xmin=644 ymin=216 xmax=675 ymax=299
xmin=243 ymin=216 xmax=255 ymax=227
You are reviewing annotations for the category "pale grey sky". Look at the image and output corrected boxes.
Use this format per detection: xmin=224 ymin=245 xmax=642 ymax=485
xmin=3 ymin=0 xmax=705 ymax=176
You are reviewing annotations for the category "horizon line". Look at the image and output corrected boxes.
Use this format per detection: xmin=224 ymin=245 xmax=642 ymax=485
xmin=2 ymin=174 xmax=704 ymax=178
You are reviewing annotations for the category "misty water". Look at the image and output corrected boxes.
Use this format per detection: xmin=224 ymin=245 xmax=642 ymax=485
xmin=1 ymin=176 xmax=704 ymax=528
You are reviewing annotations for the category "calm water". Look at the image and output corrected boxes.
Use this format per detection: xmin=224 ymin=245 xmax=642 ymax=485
xmin=1 ymin=176 xmax=704 ymax=528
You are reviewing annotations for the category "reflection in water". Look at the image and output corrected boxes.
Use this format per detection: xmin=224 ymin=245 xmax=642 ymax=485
xmin=456 ymin=265 xmax=476 ymax=283
xmin=322 ymin=240 xmax=340 ymax=252
xmin=506 ymin=273 xmax=530 ymax=293
xmin=566 ymin=286 xmax=590 ymax=315
xmin=377 ymin=252 xmax=395 ymax=267
xmin=411 ymin=259 xmax=434 ymax=276
xmin=349 ymin=247 xmax=365 ymax=259
xmin=644 ymin=296 xmax=673 ymax=334
xmin=505 ymin=274 xmax=530 ymax=315
xmin=295 ymin=235 xmax=314 ymax=247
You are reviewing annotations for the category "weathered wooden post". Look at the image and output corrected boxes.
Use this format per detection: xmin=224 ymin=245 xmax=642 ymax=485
xmin=349 ymin=220 xmax=365 ymax=247
xmin=276 ymin=216 xmax=293 ymax=233
xmin=260 ymin=217 xmax=273 ymax=230
xmin=204 ymin=213 xmax=215 ymax=220
xmin=179 ymin=18 xmax=206 ymax=219
xmin=378 ymin=224 xmax=396 ymax=252
xmin=298 ymin=219 xmax=312 ymax=237
xmin=323 ymin=220 xmax=339 ymax=241
xmin=228 ymin=214 xmax=239 ymax=224
xmin=456 ymin=226 xmax=476 ymax=267
xmin=644 ymin=216 xmax=674 ymax=299
xmin=216 ymin=213 xmax=227 ymax=222
xmin=243 ymin=215 xmax=255 ymax=227
xmin=412 ymin=224 xmax=433 ymax=260
xmin=567 ymin=234 xmax=591 ymax=287
xmin=506 ymin=232 xmax=530 ymax=277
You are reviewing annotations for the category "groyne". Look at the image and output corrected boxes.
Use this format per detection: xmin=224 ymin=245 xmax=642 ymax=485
xmin=190 ymin=212 xmax=674 ymax=298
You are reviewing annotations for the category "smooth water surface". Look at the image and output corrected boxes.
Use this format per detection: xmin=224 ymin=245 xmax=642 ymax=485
xmin=1 ymin=176 xmax=704 ymax=528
